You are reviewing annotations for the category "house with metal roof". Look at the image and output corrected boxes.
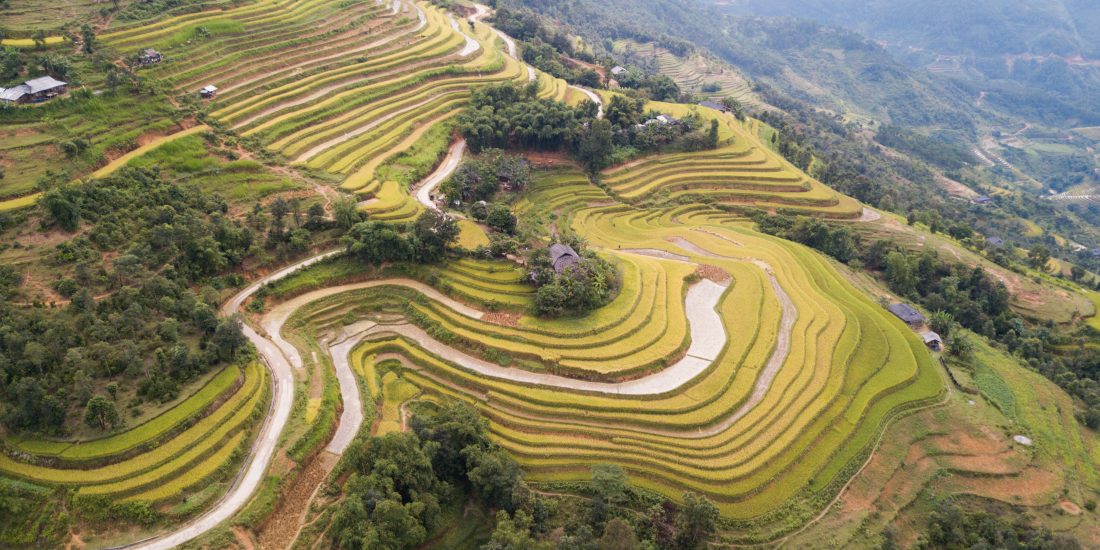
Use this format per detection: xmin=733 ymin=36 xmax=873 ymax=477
xmin=610 ymin=65 xmax=627 ymax=76
xmin=920 ymin=331 xmax=942 ymax=351
xmin=698 ymin=100 xmax=730 ymax=113
xmin=887 ymin=303 xmax=925 ymax=327
xmin=0 ymin=76 xmax=67 ymax=104
xmin=200 ymin=85 xmax=218 ymax=99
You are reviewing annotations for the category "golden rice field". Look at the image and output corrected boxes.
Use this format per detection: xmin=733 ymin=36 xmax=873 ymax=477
xmin=271 ymin=166 xmax=943 ymax=540
xmin=99 ymin=0 xmax=551 ymax=223
xmin=0 ymin=363 xmax=267 ymax=514
xmin=600 ymin=98 xmax=863 ymax=218
xmin=614 ymin=39 xmax=762 ymax=107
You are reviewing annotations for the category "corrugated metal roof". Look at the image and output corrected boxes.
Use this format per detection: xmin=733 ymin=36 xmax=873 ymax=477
xmin=0 ymin=85 xmax=29 ymax=102
xmin=887 ymin=303 xmax=925 ymax=323
xmin=24 ymin=76 xmax=66 ymax=93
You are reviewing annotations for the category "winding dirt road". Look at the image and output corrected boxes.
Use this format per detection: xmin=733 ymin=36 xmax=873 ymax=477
xmin=414 ymin=139 xmax=467 ymax=209
xmin=126 ymin=251 xmax=340 ymax=550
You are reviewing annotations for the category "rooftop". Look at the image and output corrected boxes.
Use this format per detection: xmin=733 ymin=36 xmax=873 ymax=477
xmin=0 ymin=85 xmax=29 ymax=102
xmin=887 ymin=303 xmax=925 ymax=324
xmin=24 ymin=76 xmax=67 ymax=93
xmin=699 ymin=100 xmax=729 ymax=112
xmin=920 ymin=331 xmax=942 ymax=343
xmin=549 ymin=243 xmax=580 ymax=273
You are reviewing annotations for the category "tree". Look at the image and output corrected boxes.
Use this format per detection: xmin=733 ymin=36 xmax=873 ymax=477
xmin=1027 ymin=245 xmax=1051 ymax=270
xmin=333 ymin=196 xmax=363 ymax=229
xmin=306 ymin=203 xmax=327 ymax=229
xmin=605 ymin=95 xmax=643 ymax=129
xmin=342 ymin=221 xmax=414 ymax=265
xmin=483 ymin=510 xmax=544 ymax=550
xmin=707 ymin=119 xmax=719 ymax=149
xmin=884 ymin=251 xmax=915 ymax=296
xmin=32 ymin=29 xmax=46 ymax=49
xmin=467 ymin=446 xmax=523 ymax=510
xmin=534 ymin=283 xmax=568 ymax=317
xmin=412 ymin=401 xmax=491 ymax=482
xmin=929 ymin=311 xmax=954 ymax=339
xmin=80 ymin=24 xmax=96 ymax=53
xmin=1070 ymin=265 xmax=1085 ymax=281
xmin=486 ymin=204 xmax=517 ymax=234
xmin=42 ymin=186 xmax=81 ymax=231
xmin=412 ymin=209 xmax=458 ymax=262
xmin=949 ymin=333 xmax=974 ymax=360
xmin=598 ymin=518 xmax=638 ymax=550
xmin=83 ymin=395 xmax=121 ymax=430
xmin=591 ymin=464 xmax=629 ymax=506
xmin=577 ymin=118 xmax=613 ymax=173
xmin=212 ymin=316 xmax=247 ymax=361
xmin=674 ymin=492 xmax=718 ymax=550
xmin=0 ymin=46 xmax=24 ymax=81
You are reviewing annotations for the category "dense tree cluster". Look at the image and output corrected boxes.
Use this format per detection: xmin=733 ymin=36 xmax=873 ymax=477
xmin=0 ymin=260 xmax=247 ymax=434
xmin=527 ymin=240 xmax=617 ymax=317
xmin=0 ymin=168 xmax=263 ymax=434
xmin=441 ymin=149 xmax=531 ymax=207
xmin=604 ymin=95 xmax=720 ymax=158
xmin=874 ymin=124 xmax=974 ymax=171
xmin=329 ymin=402 xmax=525 ymax=549
xmin=458 ymin=83 xmax=591 ymax=154
xmin=341 ymin=210 xmax=459 ymax=266
xmin=458 ymin=84 xmax=717 ymax=174
xmin=41 ymin=167 xmax=253 ymax=281
xmin=909 ymin=499 xmax=1080 ymax=550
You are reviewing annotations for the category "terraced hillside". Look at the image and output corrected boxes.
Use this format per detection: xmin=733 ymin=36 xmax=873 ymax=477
xmin=15 ymin=1 xmax=1086 ymax=546
xmin=95 ymin=0 xmax=543 ymax=225
xmin=263 ymin=166 xmax=942 ymax=541
xmin=615 ymin=39 xmax=762 ymax=107
xmin=602 ymin=99 xmax=864 ymax=218
xmin=0 ymin=363 xmax=267 ymax=520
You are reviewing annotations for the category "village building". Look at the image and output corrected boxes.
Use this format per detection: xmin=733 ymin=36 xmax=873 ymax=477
xmin=610 ymin=65 xmax=627 ymax=76
xmin=137 ymin=48 xmax=164 ymax=66
xmin=200 ymin=85 xmax=219 ymax=99
xmin=921 ymin=331 xmax=943 ymax=351
xmin=0 ymin=76 xmax=68 ymax=104
xmin=972 ymin=195 xmax=993 ymax=205
xmin=699 ymin=100 xmax=730 ymax=113
xmin=549 ymin=243 xmax=580 ymax=274
xmin=887 ymin=302 xmax=925 ymax=328
xmin=986 ymin=236 xmax=1004 ymax=247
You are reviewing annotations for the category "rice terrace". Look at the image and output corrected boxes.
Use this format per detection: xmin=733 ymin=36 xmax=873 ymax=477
xmin=1 ymin=0 xmax=1100 ymax=548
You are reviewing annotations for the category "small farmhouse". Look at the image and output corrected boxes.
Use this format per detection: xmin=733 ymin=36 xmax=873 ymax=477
xmin=137 ymin=48 xmax=164 ymax=66
xmin=0 ymin=76 xmax=68 ymax=104
xmin=887 ymin=303 xmax=925 ymax=328
xmin=920 ymin=331 xmax=942 ymax=351
xmin=200 ymin=85 xmax=218 ymax=99
xmin=549 ymin=243 xmax=580 ymax=274
xmin=610 ymin=65 xmax=627 ymax=76
xmin=699 ymin=100 xmax=730 ymax=113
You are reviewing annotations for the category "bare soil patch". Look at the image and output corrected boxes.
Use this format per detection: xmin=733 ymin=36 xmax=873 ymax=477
xmin=256 ymin=452 xmax=338 ymax=549
xmin=696 ymin=264 xmax=730 ymax=283
xmin=483 ymin=311 xmax=521 ymax=327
